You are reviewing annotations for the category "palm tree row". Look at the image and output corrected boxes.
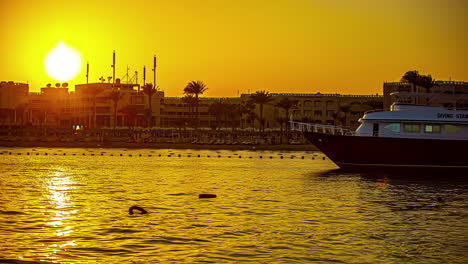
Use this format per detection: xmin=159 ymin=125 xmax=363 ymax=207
xmin=208 ymin=102 xmax=242 ymax=130
xmin=249 ymin=90 xmax=274 ymax=132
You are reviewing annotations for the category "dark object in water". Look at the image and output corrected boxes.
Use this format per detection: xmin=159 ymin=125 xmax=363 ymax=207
xmin=129 ymin=205 xmax=148 ymax=215
xmin=199 ymin=194 xmax=217 ymax=199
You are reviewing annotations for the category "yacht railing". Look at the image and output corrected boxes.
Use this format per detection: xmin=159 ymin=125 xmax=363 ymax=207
xmin=290 ymin=121 xmax=355 ymax=136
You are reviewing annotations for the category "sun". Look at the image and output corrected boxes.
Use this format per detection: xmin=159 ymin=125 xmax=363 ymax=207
xmin=44 ymin=41 xmax=82 ymax=82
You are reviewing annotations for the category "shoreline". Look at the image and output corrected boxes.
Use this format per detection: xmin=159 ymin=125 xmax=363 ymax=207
xmin=0 ymin=141 xmax=318 ymax=151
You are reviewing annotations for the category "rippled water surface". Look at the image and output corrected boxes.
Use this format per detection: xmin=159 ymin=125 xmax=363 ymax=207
xmin=0 ymin=147 xmax=467 ymax=263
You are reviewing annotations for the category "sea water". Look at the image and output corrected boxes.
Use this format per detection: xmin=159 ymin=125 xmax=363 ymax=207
xmin=0 ymin=147 xmax=466 ymax=263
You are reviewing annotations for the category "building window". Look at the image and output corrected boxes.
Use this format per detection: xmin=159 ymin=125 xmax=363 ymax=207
xmin=314 ymin=100 xmax=322 ymax=107
xmin=445 ymin=125 xmax=460 ymax=134
xmin=314 ymin=110 xmax=322 ymax=117
xmin=403 ymin=124 xmax=420 ymax=133
xmin=424 ymin=124 xmax=441 ymax=133
xmin=384 ymin=123 xmax=400 ymax=133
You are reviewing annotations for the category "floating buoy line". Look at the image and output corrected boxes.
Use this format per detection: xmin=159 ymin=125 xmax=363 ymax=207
xmin=0 ymin=150 xmax=326 ymax=160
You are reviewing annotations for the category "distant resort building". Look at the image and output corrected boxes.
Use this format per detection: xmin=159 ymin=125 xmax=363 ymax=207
xmin=383 ymin=80 xmax=468 ymax=110
xmin=1 ymin=80 xmax=384 ymax=132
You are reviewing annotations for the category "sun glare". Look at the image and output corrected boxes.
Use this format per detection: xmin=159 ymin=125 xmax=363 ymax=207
xmin=44 ymin=41 xmax=82 ymax=82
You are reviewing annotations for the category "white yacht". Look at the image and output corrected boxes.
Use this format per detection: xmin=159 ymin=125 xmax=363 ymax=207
xmin=291 ymin=92 xmax=468 ymax=171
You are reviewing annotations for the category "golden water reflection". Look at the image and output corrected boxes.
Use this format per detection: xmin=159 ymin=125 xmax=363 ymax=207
xmin=1 ymin=148 xmax=466 ymax=263
xmin=43 ymin=167 xmax=77 ymax=261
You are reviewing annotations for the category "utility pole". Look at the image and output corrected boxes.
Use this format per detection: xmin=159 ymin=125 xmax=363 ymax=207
xmin=143 ymin=66 xmax=146 ymax=86
xmin=86 ymin=62 xmax=89 ymax=84
xmin=152 ymin=55 xmax=156 ymax=87
xmin=111 ymin=50 xmax=116 ymax=84
xmin=126 ymin=66 xmax=129 ymax=84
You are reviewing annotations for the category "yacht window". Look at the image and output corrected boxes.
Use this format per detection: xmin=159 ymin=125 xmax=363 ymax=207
xmin=403 ymin=124 xmax=420 ymax=133
xmin=424 ymin=124 xmax=441 ymax=133
xmin=384 ymin=123 xmax=400 ymax=133
xmin=445 ymin=125 xmax=461 ymax=134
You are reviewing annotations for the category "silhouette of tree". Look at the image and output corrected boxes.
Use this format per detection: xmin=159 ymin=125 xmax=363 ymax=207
xmin=224 ymin=103 xmax=240 ymax=131
xmin=249 ymin=90 xmax=274 ymax=132
xmin=401 ymin=70 xmax=436 ymax=93
xmin=401 ymin=70 xmax=437 ymax=104
xmin=143 ymin=109 xmax=152 ymax=127
xmin=183 ymin=81 xmax=208 ymax=128
xmin=142 ymin=83 xmax=158 ymax=127
xmin=208 ymin=101 xmax=225 ymax=130
xmin=418 ymin=74 xmax=436 ymax=93
xmin=240 ymin=100 xmax=257 ymax=129
xmin=275 ymin=116 xmax=289 ymax=143
xmin=110 ymin=89 xmax=124 ymax=131
xmin=83 ymin=86 xmax=104 ymax=128
xmin=119 ymin=105 xmax=138 ymax=129
xmin=338 ymin=105 xmax=351 ymax=126
xmin=173 ymin=117 xmax=187 ymax=136
xmin=401 ymin=70 xmax=421 ymax=90
xmin=182 ymin=94 xmax=198 ymax=127
xmin=275 ymin=97 xmax=298 ymax=142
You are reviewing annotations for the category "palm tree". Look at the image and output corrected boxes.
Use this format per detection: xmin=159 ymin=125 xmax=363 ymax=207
xmin=401 ymin=70 xmax=421 ymax=93
xmin=182 ymin=94 xmax=198 ymax=127
xmin=142 ymin=83 xmax=158 ymax=127
xmin=275 ymin=97 xmax=298 ymax=141
xmin=401 ymin=70 xmax=437 ymax=104
xmin=110 ymin=89 xmax=124 ymax=131
xmin=418 ymin=74 xmax=436 ymax=93
xmin=249 ymin=90 xmax=274 ymax=132
xmin=224 ymin=103 xmax=240 ymax=131
xmin=275 ymin=117 xmax=289 ymax=143
xmin=208 ymin=101 xmax=225 ymax=130
xmin=240 ymin=100 xmax=257 ymax=129
xmin=338 ymin=105 xmax=351 ymax=126
xmin=83 ymin=86 xmax=103 ymax=128
xmin=275 ymin=97 xmax=298 ymax=121
xmin=183 ymin=81 xmax=208 ymax=128
xmin=143 ymin=109 xmax=152 ymax=127
xmin=119 ymin=105 xmax=138 ymax=129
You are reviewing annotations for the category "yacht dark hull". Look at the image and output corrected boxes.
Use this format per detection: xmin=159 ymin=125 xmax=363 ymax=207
xmin=303 ymin=132 xmax=468 ymax=171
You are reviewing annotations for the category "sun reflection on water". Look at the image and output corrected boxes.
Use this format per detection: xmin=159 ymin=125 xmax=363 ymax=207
xmin=43 ymin=168 xmax=78 ymax=260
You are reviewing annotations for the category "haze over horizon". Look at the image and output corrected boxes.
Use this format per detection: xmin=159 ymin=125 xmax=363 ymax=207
xmin=1 ymin=0 xmax=467 ymax=97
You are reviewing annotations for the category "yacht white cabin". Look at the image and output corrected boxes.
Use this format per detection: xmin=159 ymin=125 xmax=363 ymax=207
xmin=356 ymin=103 xmax=468 ymax=140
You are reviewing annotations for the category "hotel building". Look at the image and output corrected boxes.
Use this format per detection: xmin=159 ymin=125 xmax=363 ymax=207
xmin=2 ymin=80 xmax=383 ymax=131
xmin=383 ymin=81 xmax=468 ymax=110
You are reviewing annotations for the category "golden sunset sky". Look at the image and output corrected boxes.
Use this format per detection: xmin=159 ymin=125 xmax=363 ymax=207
xmin=1 ymin=0 xmax=467 ymax=96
